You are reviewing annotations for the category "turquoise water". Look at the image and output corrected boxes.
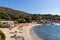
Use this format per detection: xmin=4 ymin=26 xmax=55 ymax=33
xmin=33 ymin=24 xmax=60 ymax=40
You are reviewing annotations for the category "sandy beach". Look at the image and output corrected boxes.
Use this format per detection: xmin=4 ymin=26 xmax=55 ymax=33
xmin=30 ymin=24 xmax=45 ymax=40
xmin=0 ymin=23 xmax=40 ymax=40
xmin=30 ymin=27 xmax=42 ymax=40
xmin=20 ymin=23 xmax=40 ymax=40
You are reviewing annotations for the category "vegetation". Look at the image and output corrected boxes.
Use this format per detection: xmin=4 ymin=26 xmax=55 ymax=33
xmin=14 ymin=20 xmax=18 ymax=24
xmin=0 ymin=22 xmax=3 ymax=28
xmin=24 ymin=16 xmax=32 ymax=23
xmin=0 ymin=7 xmax=60 ymax=23
xmin=0 ymin=12 xmax=11 ymax=20
xmin=0 ymin=30 xmax=5 ymax=40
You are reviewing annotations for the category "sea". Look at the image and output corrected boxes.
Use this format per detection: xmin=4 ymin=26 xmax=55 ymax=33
xmin=31 ymin=23 xmax=60 ymax=40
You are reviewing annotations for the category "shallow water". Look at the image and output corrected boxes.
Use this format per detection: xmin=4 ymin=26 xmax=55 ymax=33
xmin=33 ymin=24 xmax=60 ymax=40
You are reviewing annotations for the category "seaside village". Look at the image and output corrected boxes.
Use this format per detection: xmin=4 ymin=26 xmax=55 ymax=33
xmin=0 ymin=21 xmax=38 ymax=40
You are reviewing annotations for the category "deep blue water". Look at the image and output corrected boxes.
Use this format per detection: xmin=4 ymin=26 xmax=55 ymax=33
xmin=33 ymin=24 xmax=60 ymax=40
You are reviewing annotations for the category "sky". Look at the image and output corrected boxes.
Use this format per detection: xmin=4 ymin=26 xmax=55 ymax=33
xmin=0 ymin=0 xmax=60 ymax=15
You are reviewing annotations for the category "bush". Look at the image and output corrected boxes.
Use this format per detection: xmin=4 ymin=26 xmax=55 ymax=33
xmin=0 ymin=12 xmax=11 ymax=20
xmin=0 ymin=22 xmax=3 ymax=28
xmin=0 ymin=30 xmax=5 ymax=40
xmin=14 ymin=20 xmax=18 ymax=24
xmin=24 ymin=16 xmax=32 ymax=23
xmin=0 ymin=19 xmax=3 ymax=21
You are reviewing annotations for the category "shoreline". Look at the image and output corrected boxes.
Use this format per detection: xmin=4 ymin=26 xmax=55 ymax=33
xmin=22 ymin=23 xmax=41 ymax=40
xmin=0 ymin=23 xmax=41 ymax=40
xmin=29 ymin=27 xmax=41 ymax=40
xmin=1 ymin=23 xmax=60 ymax=40
xmin=23 ymin=23 xmax=60 ymax=40
xmin=26 ymin=24 xmax=42 ymax=40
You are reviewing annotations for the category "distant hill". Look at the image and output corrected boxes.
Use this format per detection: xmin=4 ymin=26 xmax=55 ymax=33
xmin=0 ymin=6 xmax=60 ymax=23
xmin=0 ymin=6 xmax=31 ymax=16
xmin=0 ymin=6 xmax=32 ymax=21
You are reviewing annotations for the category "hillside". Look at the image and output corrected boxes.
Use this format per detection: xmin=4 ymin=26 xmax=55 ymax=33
xmin=0 ymin=6 xmax=60 ymax=23
xmin=0 ymin=7 xmax=32 ymax=21
xmin=0 ymin=6 xmax=29 ymax=15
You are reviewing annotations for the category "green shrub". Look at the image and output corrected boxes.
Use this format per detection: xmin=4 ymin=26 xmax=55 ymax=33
xmin=0 ymin=30 xmax=5 ymax=40
xmin=0 ymin=19 xmax=3 ymax=21
xmin=0 ymin=12 xmax=11 ymax=20
xmin=14 ymin=20 xmax=18 ymax=24
xmin=0 ymin=22 xmax=3 ymax=28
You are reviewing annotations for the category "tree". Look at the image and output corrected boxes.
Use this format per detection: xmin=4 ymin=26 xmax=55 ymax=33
xmin=0 ymin=12 xmax=11 ymax=20
xmin=0 ymin=22 xmax=3 ymax=28
xmin=0 ymin=30 xmax=5 ymax=40
xmin=24 ymin=16 xmax=32 ymax=23
xmin=32 ymin=14 xmax=40 ymax=21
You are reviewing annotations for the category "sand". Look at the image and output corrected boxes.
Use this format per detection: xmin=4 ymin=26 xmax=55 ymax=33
xmin=29 ymin=26 xmax=43 ymax=40
xmin=0 ymin=23 xmax=40 ymax=40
